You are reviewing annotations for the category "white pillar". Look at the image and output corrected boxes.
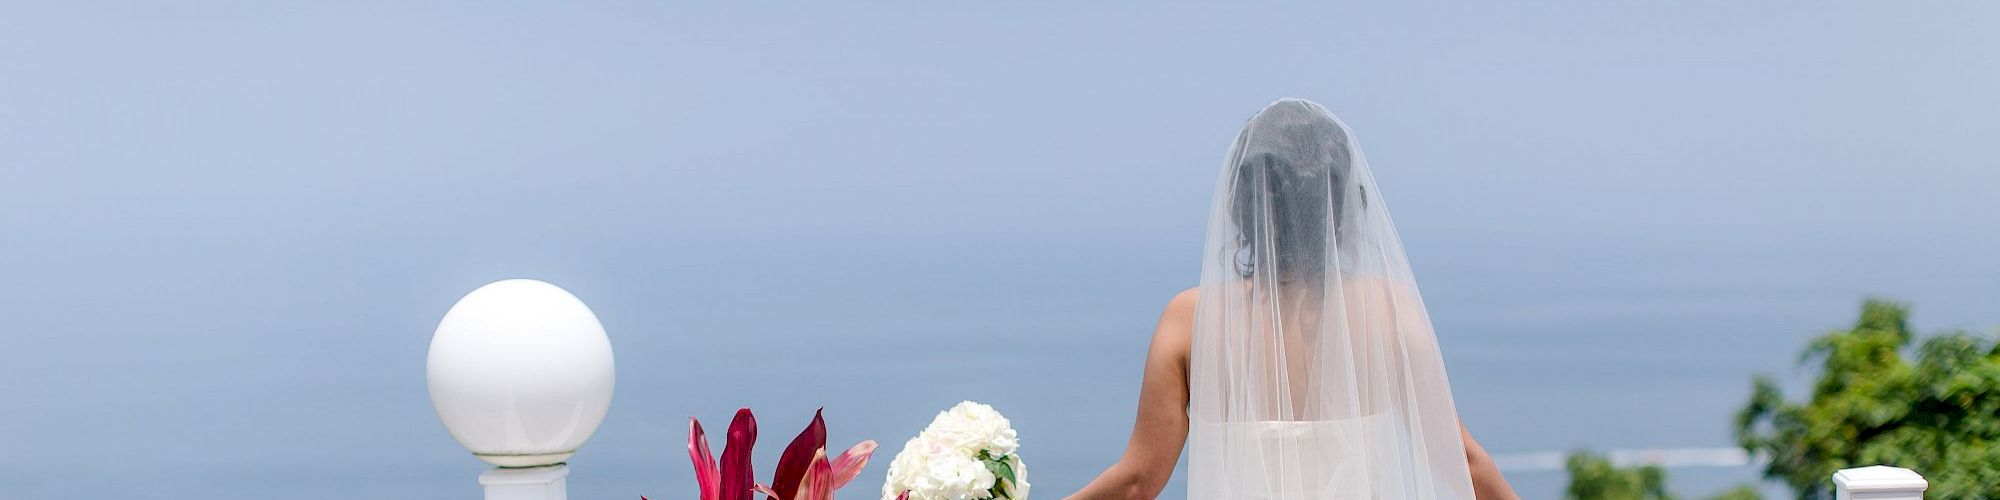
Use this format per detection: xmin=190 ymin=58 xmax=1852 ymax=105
xmin=481 ymin=465 xmax=570 ymax=500
xmin=1833 ymin=465 xmax=1927 ymax=500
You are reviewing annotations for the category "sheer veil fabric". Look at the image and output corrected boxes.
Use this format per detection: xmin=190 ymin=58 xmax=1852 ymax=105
xmin=1187 ymin=99 xmax=1476 ymax=499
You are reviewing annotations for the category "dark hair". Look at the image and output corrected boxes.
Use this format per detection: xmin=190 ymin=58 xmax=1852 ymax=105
xmin=1228 ymin=102 xmax=1359 ymax=281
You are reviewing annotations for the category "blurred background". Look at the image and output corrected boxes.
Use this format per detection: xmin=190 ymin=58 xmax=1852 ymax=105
xmin=2 ymin=2 xmax=1994 ymax=499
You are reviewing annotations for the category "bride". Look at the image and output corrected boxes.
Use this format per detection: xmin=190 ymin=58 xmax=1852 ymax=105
xmin=1067 ymin=100 xmax=1518 ymax=500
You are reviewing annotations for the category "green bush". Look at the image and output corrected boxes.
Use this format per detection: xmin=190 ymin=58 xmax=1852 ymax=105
xmin=1564 ymin=451 xmax=1672 ymax=500
xmin=1706 ymin=485 xmax=1762 ymax=500
xmin=1735 ymin=299 xmax=2000 ymax=499
xmin=1562 ymin=450 xmax=1762 ymax=500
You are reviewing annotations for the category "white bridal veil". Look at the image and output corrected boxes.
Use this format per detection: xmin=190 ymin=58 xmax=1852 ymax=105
xmin=1187 ymin=99 xmax=1475 ymax=500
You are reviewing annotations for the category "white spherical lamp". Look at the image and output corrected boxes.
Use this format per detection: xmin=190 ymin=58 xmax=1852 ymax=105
xmin=427 ymin=279 xmax=615 ymax=468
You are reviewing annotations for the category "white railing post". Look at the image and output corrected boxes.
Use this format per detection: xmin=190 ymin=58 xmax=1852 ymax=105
xmin=1832 ymin=465 xmax=1927 ymax=500
xmin=428 ymin=279 xmax=618 ymax=500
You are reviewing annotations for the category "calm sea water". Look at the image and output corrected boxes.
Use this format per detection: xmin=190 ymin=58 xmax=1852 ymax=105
xmin=3 ymin=3 xmax=1995 ymax=499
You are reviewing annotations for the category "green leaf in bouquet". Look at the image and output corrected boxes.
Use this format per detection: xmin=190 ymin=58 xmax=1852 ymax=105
xmin=982 ymin=455 xmax=1017 ymax=499
xmin=991 ymin=458 xmax=1017 ymax=486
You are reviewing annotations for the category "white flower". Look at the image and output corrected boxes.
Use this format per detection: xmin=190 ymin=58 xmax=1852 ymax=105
xmin=883 ymin=436 xmax=993 ymax=500
xmin=881 ymin=401 xmax=1029 ymax=500
xmin=924 ymin=401 xmax=1019 ymax=457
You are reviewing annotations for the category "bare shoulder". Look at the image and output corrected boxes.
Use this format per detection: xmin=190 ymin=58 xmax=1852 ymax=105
xmin=1164 ymin=287 xmax=1199 ymax=323
xmin=1153 ymin=287 xmax=1199 ymax=359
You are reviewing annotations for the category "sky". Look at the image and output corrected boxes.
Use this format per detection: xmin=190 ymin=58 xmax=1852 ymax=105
xmin=1 ymin=2 xmax=1996 ymax=499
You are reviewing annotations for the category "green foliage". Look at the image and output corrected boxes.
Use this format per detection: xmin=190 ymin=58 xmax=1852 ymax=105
xmin=1562 ymin=450 xmax=1764 ymax=500
xmin=1564 ymin=451 xmax=1673 ymax=500
xmin=1707 ymin=485 xmax=1763 ymax=500
xmin=1735 ymin=299 xmax=2000 ymax=499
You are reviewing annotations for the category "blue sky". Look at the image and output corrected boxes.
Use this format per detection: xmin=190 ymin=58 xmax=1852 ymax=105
xmin=2 ymin=2 xmax=1995 ymax=498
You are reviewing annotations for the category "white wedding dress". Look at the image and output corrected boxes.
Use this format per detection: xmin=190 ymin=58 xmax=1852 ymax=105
xmin=1191 ymin=416 xmax=1399 ymax=500
xmin=1186 ymin=100 xmax=1476 ymax=500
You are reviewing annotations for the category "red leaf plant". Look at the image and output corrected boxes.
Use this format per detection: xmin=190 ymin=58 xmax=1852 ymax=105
xmin=660 ymin=408 xmax=876 ymax=500
xmin=672 ymin=408 xmax=759 ymax=500
xmin=756 ymin=409 xmax=878 ymax=500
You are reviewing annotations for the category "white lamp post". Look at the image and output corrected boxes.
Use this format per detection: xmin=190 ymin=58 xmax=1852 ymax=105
xmin=428 ymin=279 xmax=616 ymax=500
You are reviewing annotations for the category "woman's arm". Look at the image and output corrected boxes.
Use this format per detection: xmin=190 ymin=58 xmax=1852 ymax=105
xmin=1461 ymin=423 xmax=1519 ymax=500
xmin=1065 ymin=289 xmax=1197 ymax=500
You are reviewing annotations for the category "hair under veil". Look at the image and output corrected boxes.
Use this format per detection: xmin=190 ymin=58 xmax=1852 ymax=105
xmin=1188 ymin=99 xmax=1476 ymax=499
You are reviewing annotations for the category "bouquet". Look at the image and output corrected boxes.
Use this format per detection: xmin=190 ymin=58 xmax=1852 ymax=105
xmin=881 ymin=401 xmax=1029 ymax=500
